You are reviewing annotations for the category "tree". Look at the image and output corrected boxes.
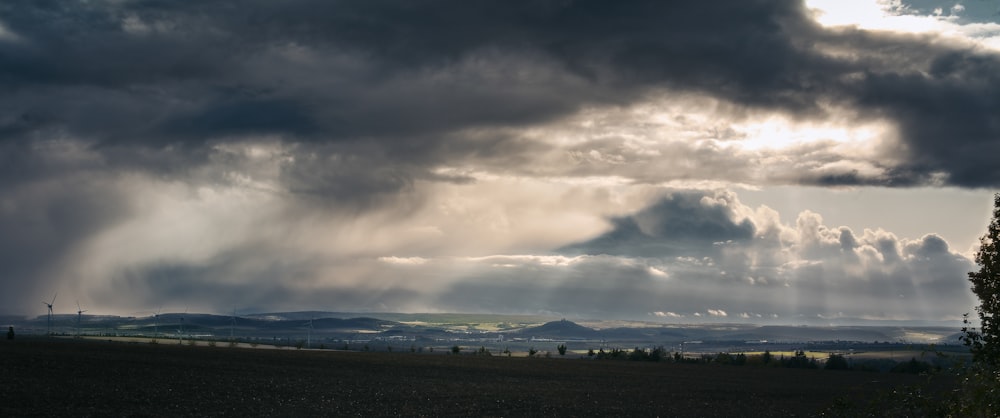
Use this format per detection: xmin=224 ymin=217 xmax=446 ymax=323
xmin=955 ymin=193 xmax=1000 ymax=416
xmin=964 ymin=193 xmax=1000 ymax=367
xmin=824 ymin=354 xmax=850 ymax=370
xmin=557 ymin=343 xmax=567 ymax=356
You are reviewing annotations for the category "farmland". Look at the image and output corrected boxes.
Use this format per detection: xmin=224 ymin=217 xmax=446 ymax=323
xmin=0 ymin=337 xmax=953 ymax=417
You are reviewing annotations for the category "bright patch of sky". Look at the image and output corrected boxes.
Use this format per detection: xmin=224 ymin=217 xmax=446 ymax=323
xmin=808 ymin=0 xmax=1000 ymax=49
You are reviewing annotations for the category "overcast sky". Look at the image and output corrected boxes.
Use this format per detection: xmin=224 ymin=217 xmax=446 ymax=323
xmin=2 ymin=0 xmax=998 ymax=323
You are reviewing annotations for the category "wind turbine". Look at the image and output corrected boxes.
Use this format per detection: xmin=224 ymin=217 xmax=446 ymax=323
xmin=177 ymin=305 xmax=188 ymax=344
xmin=153 ymin=306 xmax=162 ymax=337
xmin=76 ymin=301 xmax=87 ymax=338
xmin=42 ymin=293 xmax=56 ymax=336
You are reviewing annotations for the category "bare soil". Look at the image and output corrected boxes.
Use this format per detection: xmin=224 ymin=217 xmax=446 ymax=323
xmin=0 ymin=337 xmax=950 ymax=417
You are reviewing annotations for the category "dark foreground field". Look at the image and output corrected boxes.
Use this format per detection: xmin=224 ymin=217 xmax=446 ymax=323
xmin=1 ymin=338 xmax=950 ymax=417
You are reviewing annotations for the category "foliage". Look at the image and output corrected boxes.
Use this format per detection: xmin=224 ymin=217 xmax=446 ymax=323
xmin=451 ymin=345 xmax=461 ymax=354
xmin=557 ymin=343 xmax=567 ymax=356
xmin=781 ymin=350 xmax=818 ymax=369
xmin=593 ymin=347 xmax=667 ymax=362
xmin=712 ymin=352 xmax=747 ymax=366
xmin=963 ymin=193 xmax=1000 ymax=367
xmin=954 ymin=193 xmax=1000 ymax=415
xmin=889 ymin=357 xmax=932 ymax=374
xmin=824 ymin=354 xmax=849 ymax=371
xmin=528 ymin=347 xmax=537 ymax=357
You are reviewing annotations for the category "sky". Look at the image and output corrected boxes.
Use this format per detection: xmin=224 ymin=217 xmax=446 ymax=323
xmin=2 ymin=0 xmax=999 ymax=324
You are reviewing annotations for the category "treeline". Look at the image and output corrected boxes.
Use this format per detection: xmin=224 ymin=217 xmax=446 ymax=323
xmin=587 ymin=347 xmax=940 ymax=374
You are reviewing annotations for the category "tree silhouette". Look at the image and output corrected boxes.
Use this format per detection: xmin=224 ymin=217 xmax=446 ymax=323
xmin=824 ymin=354 xmax=849 ymax=370
xmin=964 ymin=193 xmax=1000 ymax=367
xmin=953 ymin=192 xmax=1000 ymax=416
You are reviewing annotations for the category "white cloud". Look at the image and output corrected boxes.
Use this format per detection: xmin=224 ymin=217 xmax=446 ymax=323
xmin=378 ymin=256 xmax=428 ymax=265
xmin=708 ymin=309 xmax=729 ymax=317
xmin=807 ymin=0 xmax=1000 ymax=51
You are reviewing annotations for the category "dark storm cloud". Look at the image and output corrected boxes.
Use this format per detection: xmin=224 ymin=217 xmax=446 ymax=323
xmin=562 ymin=191 xmax=755 ymax=257
xmin=1 ymin=0 xmax=999 ymax=187
xmin=853 ymin=51 xmax=1000 ymax=186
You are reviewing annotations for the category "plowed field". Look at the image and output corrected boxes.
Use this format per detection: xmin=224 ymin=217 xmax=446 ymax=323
xmin=0 ymin=338 xmax=949 ymax=417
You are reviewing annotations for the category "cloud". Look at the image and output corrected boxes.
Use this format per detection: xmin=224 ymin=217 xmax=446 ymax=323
xmin=0 ymin=0 xmax=998 ymax=190
xmin=0 ymin=0 xmax=991 ymax=320
xmin=561 ymin=190 xmax=756 ymax=257
xmin=708 ymin=309 xmax=729 ymax=317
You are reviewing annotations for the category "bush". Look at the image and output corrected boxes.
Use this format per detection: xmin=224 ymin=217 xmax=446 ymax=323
xmin=825 ymin=354 xmax=850 ymax=370
xmin=890 ymin=357 xmax=932 ymax=374
xmin=782 ymin=350 xmax=817 ymax=369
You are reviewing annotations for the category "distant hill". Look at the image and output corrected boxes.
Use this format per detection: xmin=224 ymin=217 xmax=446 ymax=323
xmin=519 ymin=319 xmax=599 ymax=339
xmin=3 ymin=310 xmax=961 ymax=345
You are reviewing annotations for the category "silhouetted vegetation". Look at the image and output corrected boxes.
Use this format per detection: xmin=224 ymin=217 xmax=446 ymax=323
xmin=890 ymin=357 xmax=933 ymax=374
xmin=593 ymin=346 xmax=668 ymax=362
xmin=781 ymin=350 xmax=818 ymax=369
xmin=823 ymin=354 xmax=849 ymax=370
xmin=955 ymin=192 xmax=1000 ymax=416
